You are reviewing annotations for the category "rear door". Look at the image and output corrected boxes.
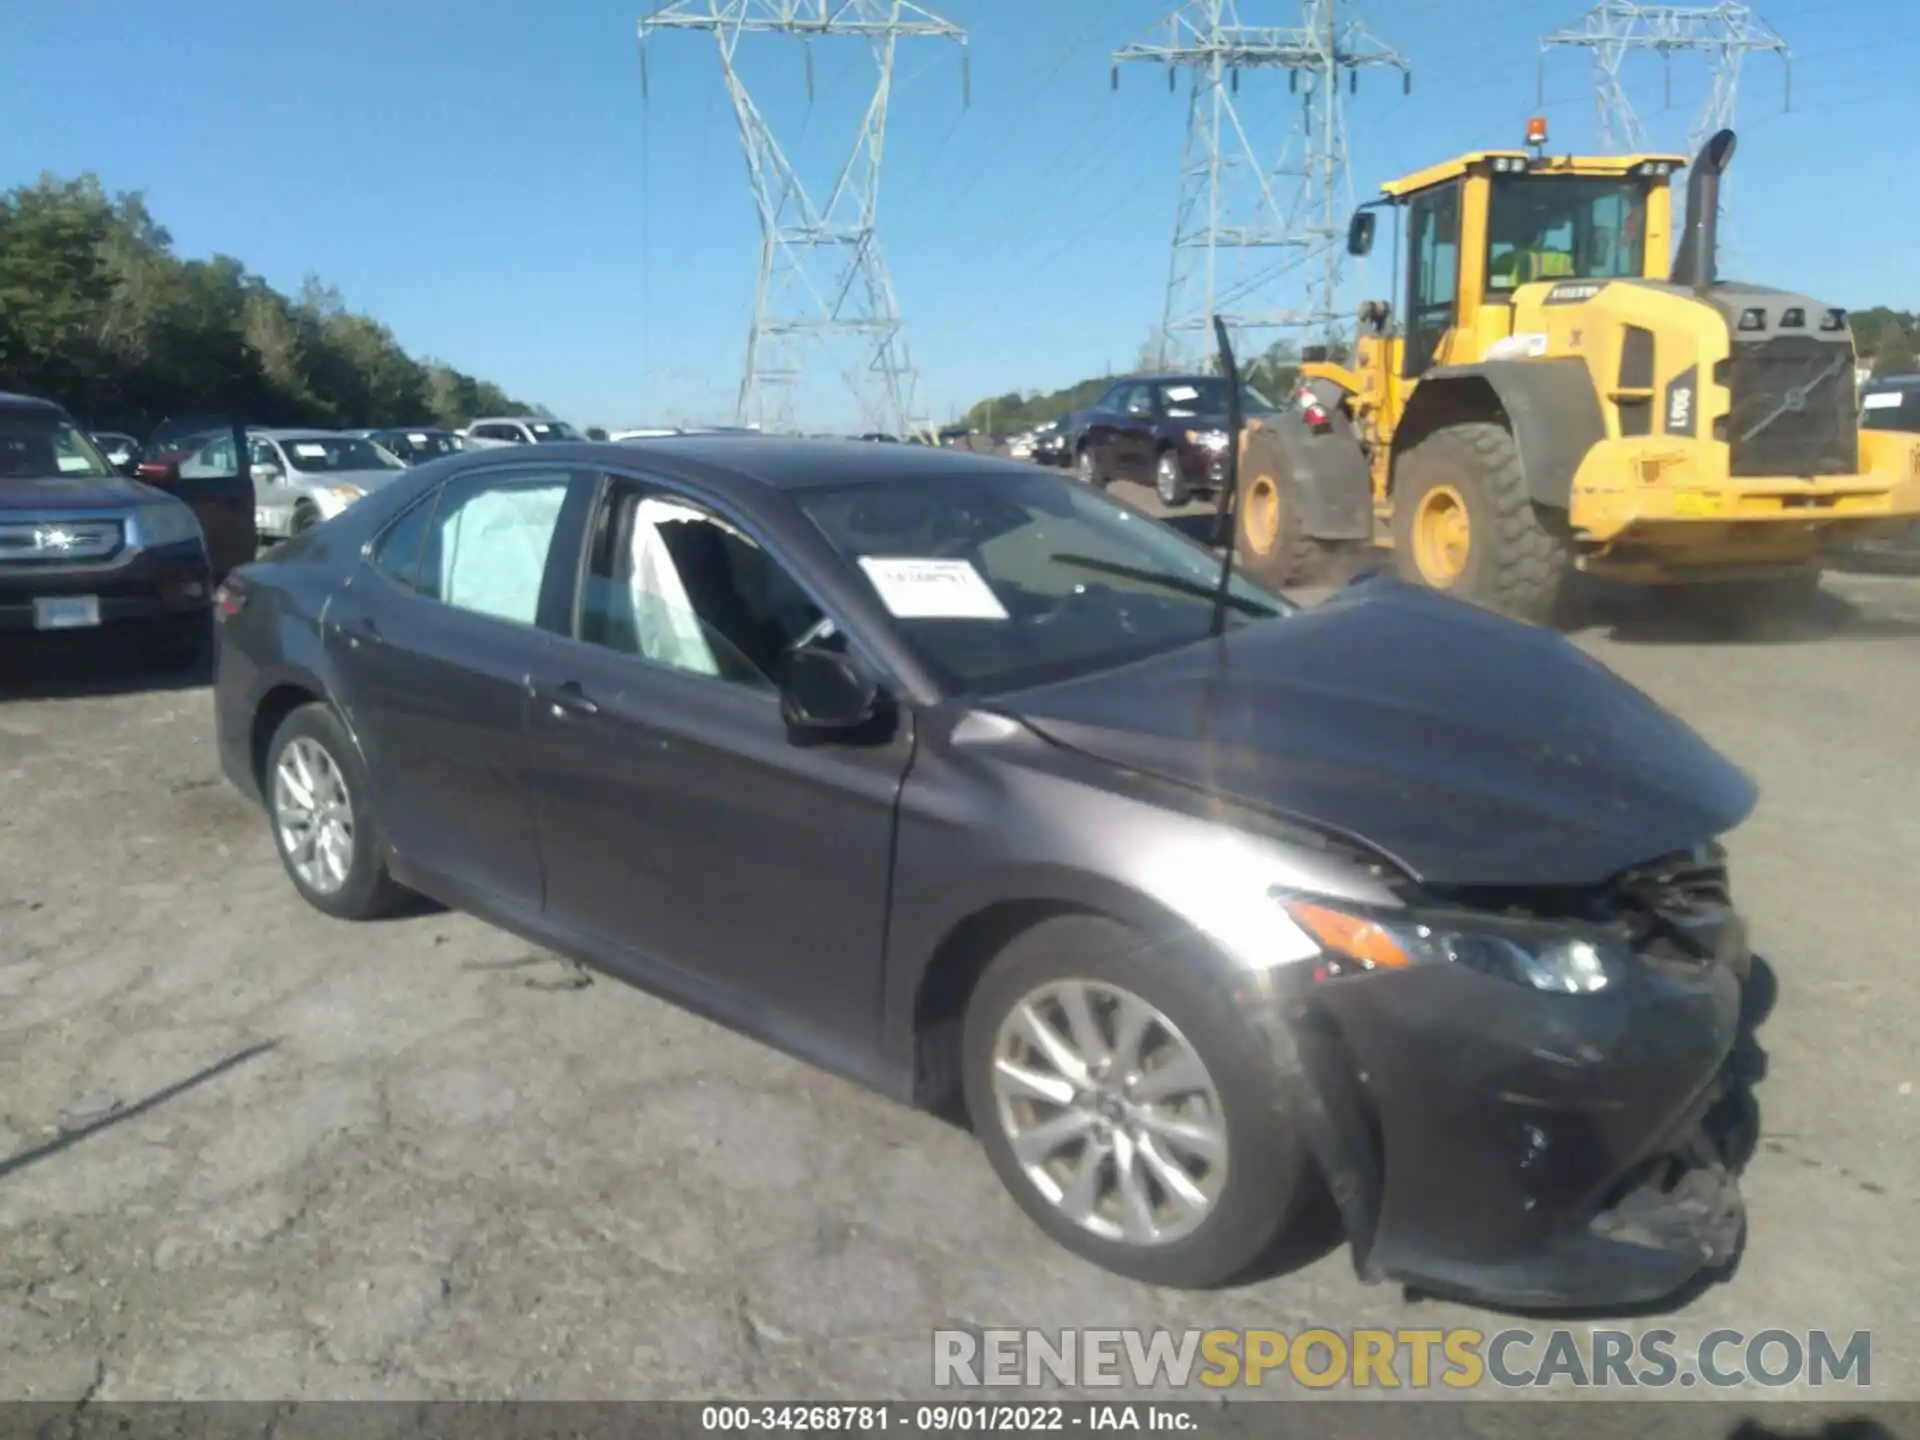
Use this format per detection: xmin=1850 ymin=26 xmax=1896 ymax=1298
xmin=1112 ymin=383 xmax=1162 ymax=481
xmin=160 ymin=421 xmax=256 ymax=576
xmin=322 ymin=461 xmax=598 ymax=918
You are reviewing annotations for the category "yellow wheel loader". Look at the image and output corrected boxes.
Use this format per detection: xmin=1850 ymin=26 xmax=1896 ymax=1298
xmin=1229 ymin=118 xmax=1920 ymax=621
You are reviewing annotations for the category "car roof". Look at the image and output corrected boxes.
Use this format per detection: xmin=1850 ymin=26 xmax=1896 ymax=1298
xmin=255 ymin=427 xmax=355 ymax=441
xmin=1862 ymin=375 xmax=1920 ymax=391
xmin=458 ymin=434 xmax=1039 ymax=493
xmin=0 ymin=391 xmax=64 ymax=413
xmin=468 ymin=415 xmax=557 ymax=425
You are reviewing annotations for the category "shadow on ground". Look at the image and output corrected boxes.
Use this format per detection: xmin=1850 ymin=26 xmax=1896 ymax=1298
xmin=0 ymin=1040 xmax=278 ymax=1182
xmin=0 ymin=624 xmax=211 ymax=701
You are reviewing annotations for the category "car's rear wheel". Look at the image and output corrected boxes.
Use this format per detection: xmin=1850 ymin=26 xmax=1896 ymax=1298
xmin=961 ymin=914 xmax=1310 ymax=1288
xmin=265 ymin=702 xmax=409 ymax=920
xmin=290 ymin=501 xmax=319 ymax=537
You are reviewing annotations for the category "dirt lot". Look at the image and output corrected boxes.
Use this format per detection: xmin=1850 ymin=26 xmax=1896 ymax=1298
xmin=1 ymin=516 xmax=1917 ymax=1414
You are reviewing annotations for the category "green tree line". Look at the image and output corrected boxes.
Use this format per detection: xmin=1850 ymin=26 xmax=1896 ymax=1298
xmin=972 ymin=307 xmax=1920 ymax=437
xmin=0 ymin=173 xmax=540 ymax=435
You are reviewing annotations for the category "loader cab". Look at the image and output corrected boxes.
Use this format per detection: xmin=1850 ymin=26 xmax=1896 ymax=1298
xmin=1347 ymin=135 xmax=1684 ymax=386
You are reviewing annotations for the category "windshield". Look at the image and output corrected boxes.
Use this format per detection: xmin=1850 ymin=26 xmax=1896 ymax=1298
xmin=797 ymin=467 xmax=1292 ymax=694
xmin=1860 ymin=388 xmax=1920 ymax=432
xmin=277 ymin=436 xmax=405 ymax=473
xmin=1156 ymin=379 xmax=1276 ymax=417
xmin=528 ymin=420 xmax=583 ymax=443
xmin=0 ymin=409 xmax=114 ymax=481
xmin=382 ymin=431 xmax=464 ymax=461
xmin=1486 ymin=175 xmax=1648 ymax=292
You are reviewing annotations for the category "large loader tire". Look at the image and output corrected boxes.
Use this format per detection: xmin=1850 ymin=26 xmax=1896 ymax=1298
xmin=1234 ymin=423 xmax=1332 ymax=591
xmin=1391 ymin=421 xmax=1571 ymax=624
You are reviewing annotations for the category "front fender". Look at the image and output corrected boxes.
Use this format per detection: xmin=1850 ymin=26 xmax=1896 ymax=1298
xmin=1401 ymin=359 xmax=1605 ymax=510
xmin=1245 ymin=411 xmax=1373 ymax=541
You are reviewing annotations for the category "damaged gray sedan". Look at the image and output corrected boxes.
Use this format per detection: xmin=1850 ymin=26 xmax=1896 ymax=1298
xmin=211 ymin=438 xmax=1761 ymax=1308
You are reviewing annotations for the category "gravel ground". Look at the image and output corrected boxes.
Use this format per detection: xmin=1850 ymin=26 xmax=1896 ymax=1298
xmin=1 ymin=516 xmax=1916 ymax=1422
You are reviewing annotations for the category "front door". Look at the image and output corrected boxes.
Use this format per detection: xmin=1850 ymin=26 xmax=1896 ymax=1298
xmin=1403 ymin=180 xmax=1462 ymax=377
xmin=1111 ymin=382 xmax=1161 ymax=482
xmin=323 ymin=462 xmax=595 ymax=920
xmin=165 ymin=423 xmax=256 ymax=575
xmin=524 ymin=474 xmax=909 ymax=1057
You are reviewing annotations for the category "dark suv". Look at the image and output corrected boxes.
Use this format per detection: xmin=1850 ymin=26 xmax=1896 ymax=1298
xmin=1068 ymin=373 xmax=1278 ymax=507
xmin=0 ymin=393 xmax=250 ymax=662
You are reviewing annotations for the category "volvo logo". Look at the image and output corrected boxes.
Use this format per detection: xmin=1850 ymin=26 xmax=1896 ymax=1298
xmin=33 ymin=526 xmax=79 ymax=552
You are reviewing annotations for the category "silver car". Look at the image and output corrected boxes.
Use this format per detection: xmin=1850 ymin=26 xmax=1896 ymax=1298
xmin=244 ymin=429 xmax=410 ymax=540
xmin=461 ymin=415 xmax=586 ymax=448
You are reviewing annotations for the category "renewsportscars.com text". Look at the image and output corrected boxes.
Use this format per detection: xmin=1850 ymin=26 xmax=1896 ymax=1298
xmin=932 ymin=1327 xmax=1872 ymax=1391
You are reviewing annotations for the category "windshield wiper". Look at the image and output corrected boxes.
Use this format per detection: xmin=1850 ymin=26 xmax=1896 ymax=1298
xmin=1048 ymin=552 xmax=1278 ymax=617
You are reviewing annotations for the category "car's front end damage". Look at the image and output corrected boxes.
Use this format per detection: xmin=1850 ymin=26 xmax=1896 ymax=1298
xmin=1001 ymin=576 xmax=1765 ymax=1309
xmin=1271 ymin=842 xmax=1756 ymax=1311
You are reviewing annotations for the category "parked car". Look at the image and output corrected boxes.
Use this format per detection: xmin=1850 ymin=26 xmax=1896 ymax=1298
xmin=214 ymin=436 xmax=1757 ymax=1307
xmin=365 ymin=427 xmax=466 ymax=466
xmin=462 ymin=416 xmax=586 ymax=448
xmin=1030 ymin=419 xmax=1070 ymax=468
xmin=121 ymin=418 xmax=258 ymax=577
xmin=1850 ymin=378 xmax=1920 ymax=562
xmin=241 ymin=428 xmax=411 ymax=540
xmin=609 ymin=426 xmax=684 ymax=442
xmin=1 ymin=392 xmax=248 ymax=661
xmin=858 ymin=432 xmax=901 ymax=443
xmin=1066 ymin=374 xmax=1278 ymax=507
xmin=90 ymin=431 xmax=141 ymax=473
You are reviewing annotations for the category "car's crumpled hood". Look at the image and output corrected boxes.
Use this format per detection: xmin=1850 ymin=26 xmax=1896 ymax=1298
xmin=996 ymin=577 xmax=1758 ymax=888
xmin=0 ymin=474 xmax=160 ymax=512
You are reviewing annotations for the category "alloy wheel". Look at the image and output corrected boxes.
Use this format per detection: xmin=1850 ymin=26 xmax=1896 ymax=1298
xmin=989 ymin=978 xmax=1229 ymax=1247
xmin=1077 ymin=449 xmax=1098 ymax=486
xmin=1156 ymin=453 xmax=1187 ymax=508
xmin=272 ymin=736 xmax=356 ymax=895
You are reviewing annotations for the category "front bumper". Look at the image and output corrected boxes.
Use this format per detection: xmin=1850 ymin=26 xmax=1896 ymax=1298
xmin=1179 ymin=446 xmax=1230 ymax=492
xmin=1571 ymin=432 xmax=1920 ymax=577
xmin=1287 ymin=949 xmax=1749 ymax=1311
xmin=0 ymin=539 xmax=212 ymax=636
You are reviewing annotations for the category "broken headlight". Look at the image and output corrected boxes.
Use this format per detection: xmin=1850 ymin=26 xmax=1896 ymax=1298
xmin=1280 ymin=896 xmax=1637 ymax=995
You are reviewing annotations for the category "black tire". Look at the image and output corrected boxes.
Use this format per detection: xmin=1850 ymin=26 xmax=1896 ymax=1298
xmin=1234 ymin=433 xmax=1331 ymax=591
xmin=1391 ymin=421 xmax=1571 ymax=624
xmin=263 ymin=702 xmax=410 ymax=921
xmin=962 ymin=914 xmax=1312 ymax=1289
xmin=151 ymin=613 xmax=212 ymax=673
xmin=1153 ymin=448 xmax=1191 ymax=508
xmin=290 ymin=502 xmax=319 ymax=537
xmin=1076 ymin=444 xmax=1107 ymax=489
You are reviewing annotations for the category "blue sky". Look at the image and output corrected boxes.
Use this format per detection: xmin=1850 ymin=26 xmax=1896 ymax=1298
xmin=4 ymin=0 xmax=1913 ymax=430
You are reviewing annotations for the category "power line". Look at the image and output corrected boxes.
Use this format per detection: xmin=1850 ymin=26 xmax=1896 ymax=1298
xmin=638 ymin=1 xmax=969 ymax=436
xmin=1540 ymin=2 xmax=1791 ymax=152
xmin=1116 ymin=0 xmax=1411 ymax=370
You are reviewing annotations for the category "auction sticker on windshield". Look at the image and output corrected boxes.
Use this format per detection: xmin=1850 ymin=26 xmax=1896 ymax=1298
xmin=293 ymin=443 xmax=329 ymax=459
xmin=859 ymin=557 xmax=1010 ymax=620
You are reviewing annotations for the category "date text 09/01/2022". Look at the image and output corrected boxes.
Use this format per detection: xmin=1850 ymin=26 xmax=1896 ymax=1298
xmin=700 ymin=1404 xmax=1192 ymax=1432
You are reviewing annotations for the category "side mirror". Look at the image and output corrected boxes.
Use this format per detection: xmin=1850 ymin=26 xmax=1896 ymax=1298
xmin=1347 ymin=209 xmax=1377 ymax=258
xmin=780 ymin=644 xmax=881 ymax=739
xmin=250 ymin=463 xmax=283 ymax=484
xmin=135 ymin=459 xmax=180 ymax=483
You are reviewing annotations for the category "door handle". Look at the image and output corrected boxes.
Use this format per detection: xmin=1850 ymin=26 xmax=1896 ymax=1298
xmin=541 ymin=679 xmax=600 ymax=718
xmin=342 ymin=614 xmax=381 ymax=649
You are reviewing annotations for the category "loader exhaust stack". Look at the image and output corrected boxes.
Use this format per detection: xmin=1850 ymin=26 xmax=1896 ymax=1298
xmin=1672 ymin=129 xmax=1737 ymax=295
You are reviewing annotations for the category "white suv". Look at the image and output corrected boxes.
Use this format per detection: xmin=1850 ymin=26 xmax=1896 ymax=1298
xmin=461 ymin=416 xmax=585 ymax=448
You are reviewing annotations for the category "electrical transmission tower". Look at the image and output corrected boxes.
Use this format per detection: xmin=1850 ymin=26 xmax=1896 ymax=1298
xmin=638 ymin=2 xmax=967 ymax=436
xmin=1541 ymin=2 xmax=1790 ymax=154
xmin=1114 ymin=1 xmax=1408 ymax=372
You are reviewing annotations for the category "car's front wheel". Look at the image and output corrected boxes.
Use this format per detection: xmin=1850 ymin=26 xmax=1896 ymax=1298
xmin=1076 ymin=445 xmax=1106 ymax=489
xmin=1154 ymin=449 xmax=1191 ymax=508
xmin=962 ymin=914 xmax=1311 ymax=1288
xmin=264 ymin=702 xmax=409 ymax=920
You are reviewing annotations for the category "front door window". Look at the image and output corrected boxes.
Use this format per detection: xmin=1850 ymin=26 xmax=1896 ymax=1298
xmin=1404 ymin=181 xmax=1461 ymax=376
